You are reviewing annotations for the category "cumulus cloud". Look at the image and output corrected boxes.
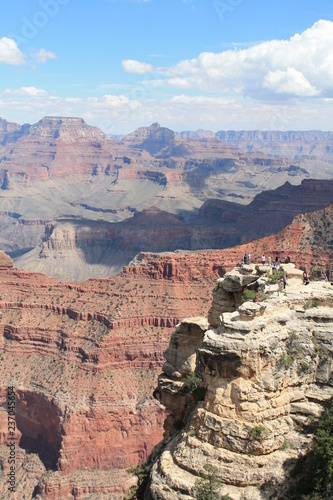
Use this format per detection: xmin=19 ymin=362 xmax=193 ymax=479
xmin=127 ymin=20 xmax=333 ymax=99
xmin=0 ymin=37 xmax=25 ymax=65
xmin=34 ymin=49 xmax=57 ymax=63
xmin=122 ymin=59 xmax=155 ymax=74
xmin=263 ymin=68 xmax=319 ymax=97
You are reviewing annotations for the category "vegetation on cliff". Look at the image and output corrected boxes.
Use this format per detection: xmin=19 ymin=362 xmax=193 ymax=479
xmin=288 ymin=397 xmax=333 ymax=499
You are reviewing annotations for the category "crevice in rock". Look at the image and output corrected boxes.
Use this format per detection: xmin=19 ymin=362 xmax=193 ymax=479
xmin=15 ymin=390 xmax=63 ymax=470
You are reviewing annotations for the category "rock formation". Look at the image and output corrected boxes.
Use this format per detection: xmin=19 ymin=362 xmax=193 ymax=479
xmin=13 ymin=181 xmax=333 ymax=281
xmin=147 ymin=263 xmax=333 ymax=499
xmin=0 ymin=247 xmax=219 ymax=499
xmin=213 ymin=130 xmax=333 ymax=162
xmin=1 ymin=115 xmax=333 ymax=272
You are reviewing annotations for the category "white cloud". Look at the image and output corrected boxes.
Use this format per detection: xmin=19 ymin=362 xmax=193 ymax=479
xmin=3 ymin=86 xmax=48 ymax=97
xmin=0 ymin=37 xmax=25 ymax=65
xmin=263 ymin=68 xmax=319 ymax=97
xmin=34 ymin=49 xmax=57 ymax=63
xmin=129 ymin=20 xmax=333 ymax=99
xmin=122 ymin=59 xmax=155 ymax=74
xmin=102 ymin=94 xmax=142 ymax=110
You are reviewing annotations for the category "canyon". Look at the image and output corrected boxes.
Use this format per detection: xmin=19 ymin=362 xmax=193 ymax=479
xmin=0 ymin=248 xmax=217 ymax=499
xmin=0 ymin=202 xmax=332 ymax=498
xmin=13 ymin=179 xmax=333 ymax=281
xmin=0 ymin=115 xmax=333 ymax=497
xmin=0 ymin=116 xmax=333 ymax=280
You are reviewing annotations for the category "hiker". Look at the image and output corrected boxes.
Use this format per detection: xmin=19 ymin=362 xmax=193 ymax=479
xmin=287 ymin=254 xmax=291 ymax=263
xmin=253 ymin=295 xmax=258 ymax=303
xmin=248 ymin=253 xmax=251 ymax=265
xmin=244 ymin=253 xmax=247 ymax=265
xmin=268 ymin=256 xmax=271 ymax=266
xmin=262 ymin=255 xmax=265 ymax=264
xmin=275 ymin=255 xmax=279 ymax=266
xmin=303 ymin=270 xmax=308 ymax=284
xmin=283 ymin=275 xmax=287 ymax=290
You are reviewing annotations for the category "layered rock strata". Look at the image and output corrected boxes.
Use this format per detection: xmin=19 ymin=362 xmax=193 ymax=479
xmin=0 ymin=249 xmax=216 ymax=499
xmin=147 ymin=264 xmax=333 ymax=499
xmin=14 ymin=184 xmax=333 ymax=281
xmin=3 ymin=116 xmax=333 ymax=271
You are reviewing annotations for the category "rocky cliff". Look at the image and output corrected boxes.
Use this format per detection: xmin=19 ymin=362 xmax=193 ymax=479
xmin=214 ymin=130 xmax=333 ymax=161
xmin=13 ymin=180 xmax=333 ymax=281
xmin=0 ymin=195 xmax=333 ymax=498
xmin=147 ymin=264 xmax=333 ymax=499
xmin=0 ymin=247 xmax=218 ymax=499
xmin=1 ymin=116 xmax=333 ymax=269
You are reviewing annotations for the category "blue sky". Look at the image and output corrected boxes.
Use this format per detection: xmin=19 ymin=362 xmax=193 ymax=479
xmin=0 ymin=0 xmax=332 ymax=133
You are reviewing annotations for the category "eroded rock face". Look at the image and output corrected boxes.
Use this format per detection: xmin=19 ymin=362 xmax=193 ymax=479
xmin=157 ymin=317 xmax=209 ymax=434
xmin=147 ymin=265 xmax=333 ymax=499
xmin=208 ymin=266 xmax=259 ymax=326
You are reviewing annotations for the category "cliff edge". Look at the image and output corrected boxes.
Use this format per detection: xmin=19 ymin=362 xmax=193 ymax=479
xmin=147 ymin=264 xmax=333 ymax=499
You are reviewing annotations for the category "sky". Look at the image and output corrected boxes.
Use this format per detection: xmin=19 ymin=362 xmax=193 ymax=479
xmin=0 ymin=0 xmax=333 ymax=134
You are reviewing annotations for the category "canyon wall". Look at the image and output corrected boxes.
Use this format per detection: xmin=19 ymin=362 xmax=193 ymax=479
xmin=0 ymin=248 xmax=217 ymax=499
xmin=14 ymin=181 xmax=333 ymax=281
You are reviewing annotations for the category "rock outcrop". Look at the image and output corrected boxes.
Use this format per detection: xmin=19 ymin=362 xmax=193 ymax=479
xmin=147 ymin=264 xmax=333 ymax=499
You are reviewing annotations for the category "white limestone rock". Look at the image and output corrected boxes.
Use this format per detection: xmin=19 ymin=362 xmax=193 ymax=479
xmin=148 ymin=269 xmax=333 ymax=500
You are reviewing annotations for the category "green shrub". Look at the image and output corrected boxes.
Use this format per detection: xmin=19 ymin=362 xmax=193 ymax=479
xmin=279 ymin=352 xmax=295 ymax=368
xmin=183 ymin=373 xmax=202 ymax=394
xmin=281 ymin=439 xmax=289 ymax=450
xmin=300 ymin=361 xmax=311 ymax=373
xmin=304 ymin=299 xmax=320 ymax=310
xmin=288 ymin=397 xmax=333 ymax=499
xmin=267 ymin=269 xmax=286 ymax=284
xmin=126 ymin=465 xmax=149 ymax=499
xmin=195 ymin=463 xmax=224 ymax=500
xmin=241 ymin=289 xmax=257 ymax=303
xmin=248 ymin=425 xmax=270 ymax=440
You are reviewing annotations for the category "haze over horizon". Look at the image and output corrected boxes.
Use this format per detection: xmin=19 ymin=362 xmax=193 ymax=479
xmin=0 ymin=0 xmax=332 ymax=134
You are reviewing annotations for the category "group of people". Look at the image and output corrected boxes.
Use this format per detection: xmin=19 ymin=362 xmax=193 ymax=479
xmin=242 ymin=253 xmax=294 ymax=268
xmin=242 ymin=251 xmax=313 ymax=290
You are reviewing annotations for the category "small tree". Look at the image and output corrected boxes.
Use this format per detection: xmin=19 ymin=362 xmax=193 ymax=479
xmin=311 ymin=398 xmax=333 ymax=496
xmin=125 ymin=465 xmax=148 ymax=499
xmin=195 ymin=463 xmax=224 ymax=500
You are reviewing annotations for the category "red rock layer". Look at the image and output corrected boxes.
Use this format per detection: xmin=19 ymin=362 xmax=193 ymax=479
xmin=0 ymin=250 xmax=215 ymax=498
